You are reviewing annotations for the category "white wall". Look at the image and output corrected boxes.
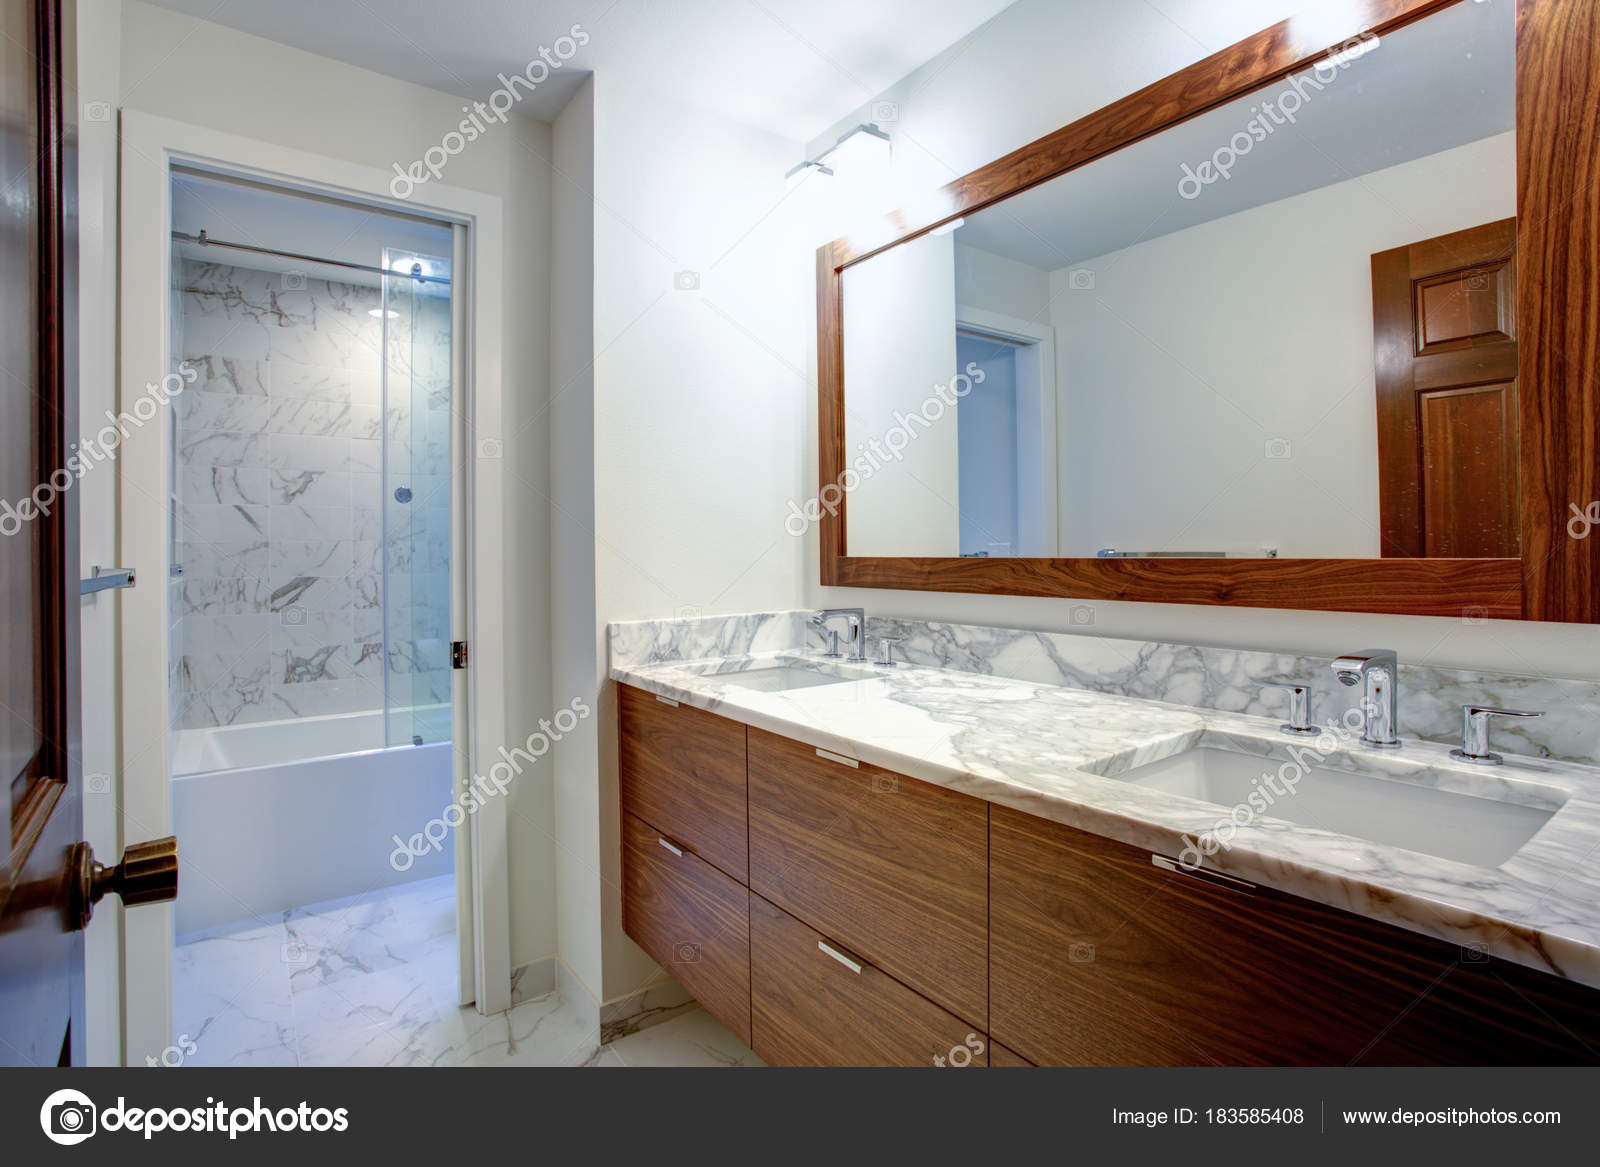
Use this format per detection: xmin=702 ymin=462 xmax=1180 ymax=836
xmin=549 ymin=76 xmax=603 ymax=1006
xmin=842 ymin=231 xmax=959 ymax=556
xmin=1052 ymin=132 xmax=1515 ymax=559
xmin=806 ymin=0 xmax=1600 ymax=679
xmin=552 ymin=75 xmax=815 ymax=1003
xmin=956 ymin=243 xmax=1049 ymax=321
xmin=115 ymin=0 xmax=558 ymax=974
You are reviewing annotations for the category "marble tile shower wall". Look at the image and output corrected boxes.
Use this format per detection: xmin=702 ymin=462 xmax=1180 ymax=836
xmin=170 ymin=260 xmax=450 ymax=732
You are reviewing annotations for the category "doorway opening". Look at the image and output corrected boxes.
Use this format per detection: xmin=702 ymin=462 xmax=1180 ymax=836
xmin=164 ymin=169 xmax=460 ymax=1066
xmin=955 ymin=320 xmax=1058 ymax=558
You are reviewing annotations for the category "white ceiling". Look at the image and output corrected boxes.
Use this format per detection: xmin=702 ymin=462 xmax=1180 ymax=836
xmin=955 ymin=0 xmax=1514 ymax=269
xmin=143 ymin=0 xmax=1020 ymax=140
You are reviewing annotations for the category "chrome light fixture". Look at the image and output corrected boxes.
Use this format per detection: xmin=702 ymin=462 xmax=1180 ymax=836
xmin=784 ymin=121 xmax=891 ymax=181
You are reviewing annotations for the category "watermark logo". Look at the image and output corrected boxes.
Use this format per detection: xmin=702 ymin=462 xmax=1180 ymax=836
xmin=145 ymin=1035 xmax=199 ymax=1068
xmin=1567 ymin=501 xmax=1599 ymax=539
xmin=1178 ymin=33 xmax=1379 ymax=199
xmin=390 ymin=697 xmax=591 ymax=870
xmin=1174 ymin=705 xmax=1369 ymax=869
xmin=41 ymin=1089 xmax=97 ymax=1146
xmin=390 ymin=25 xmax=589 ymax=199
xmin=785 ymin=362 xmax=986 ymax=536
xmin=39 ymin=1092 xmax=349 ymax=1141
xmin=934 ymin=1033 xmax=985 ymax=1067
xmin=1 ymin=363 xmax=197 ymax=537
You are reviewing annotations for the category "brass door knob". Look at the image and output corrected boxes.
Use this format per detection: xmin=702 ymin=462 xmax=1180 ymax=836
xmin=67 ymin=836 xmax=178 ymax=930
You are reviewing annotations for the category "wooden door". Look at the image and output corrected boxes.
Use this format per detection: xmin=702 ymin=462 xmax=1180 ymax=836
xmin=0 ymin=0 xmax=81 ymax=1067
xmin=1372 ymin=218 xmax=1519 ymax=558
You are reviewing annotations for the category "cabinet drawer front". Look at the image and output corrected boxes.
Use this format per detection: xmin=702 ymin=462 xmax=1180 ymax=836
xmin=747 ymin=728 xmax=988 ymax=1028
xmin=988 ymin=1041 xmax=1034 ymax=1067
xmin=621 ymin=811 xmax=751 ymax=1046
xmin=618 ymin=684 xmax=748 ymax=879
xmin=750 ymin=894 xmax=979 ymax=1067
xmin=989 ymin=805 xmax=1600 ymax=1066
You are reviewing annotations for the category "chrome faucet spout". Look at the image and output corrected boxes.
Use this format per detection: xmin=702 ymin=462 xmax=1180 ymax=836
xmin=811 ymin=608 xmax=867 ymax=663
xmin=1329 ymin=648 xmax=1401 ymax=749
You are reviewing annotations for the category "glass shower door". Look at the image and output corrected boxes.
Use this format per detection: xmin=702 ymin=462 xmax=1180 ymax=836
xmin=381 ymin=250 xmax=453 ymax=747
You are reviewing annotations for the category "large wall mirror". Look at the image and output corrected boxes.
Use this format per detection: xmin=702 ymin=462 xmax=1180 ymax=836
xmin=819 ymin=0 xmax=1600 ymax=620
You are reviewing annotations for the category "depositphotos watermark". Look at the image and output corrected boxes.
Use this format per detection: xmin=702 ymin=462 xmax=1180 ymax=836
xmin=1567 ymin=501 xmax=1600 ymax=539
xmin=390 ymin=24 xmax=589 ymax=199
xmin=1 ymin=363 xmax=196 ymax=537
xmin=1177 ymin=32 xmax=1379 ymax=199
xmin=934 ymin=1033 xmax=986 ymax=1067
xmin=1174 ymin=704 xmax=1369 ymax=870
xmin=39 ymin=1088 xmax=349 ymax=1145
xmin=390 ymin=697 xmax=592 ymax=870
xmin=785 ymin=361 xmax=987 ymax=536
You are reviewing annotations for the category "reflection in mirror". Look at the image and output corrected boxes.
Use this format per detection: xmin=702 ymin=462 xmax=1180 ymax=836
xmin=841 ymin=0 xmax=1515 ymax=560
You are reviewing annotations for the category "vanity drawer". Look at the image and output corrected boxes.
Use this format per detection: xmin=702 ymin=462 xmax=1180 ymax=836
xmin=988 ymin=1041 xmax=1034 ymax=1067
xmin=749 ymin=894 xmax=978 ymax=1067
xmin=747 ymin=727 xmax=988 ymax=1028
xmin=618 ymin=683 xmax=748 ymax=880
xmin=989 ymin=805 xmax=1600 ymax=1066
xmin=621 ymin=811 xmax=751 ymax=1045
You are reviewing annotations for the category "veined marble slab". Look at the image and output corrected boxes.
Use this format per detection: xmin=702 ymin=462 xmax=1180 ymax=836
xmin=609 ymin=632 xmax=1600 ymax=991
xmin=609 ymin=611 xmax=1600 ymax=765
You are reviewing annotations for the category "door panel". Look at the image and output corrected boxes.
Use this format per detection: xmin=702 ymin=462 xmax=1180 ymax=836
xmin=0 ymin=0 xmax=82 ymax=1068
xmin=1372 ymin=218 xmax=1519 ymax=559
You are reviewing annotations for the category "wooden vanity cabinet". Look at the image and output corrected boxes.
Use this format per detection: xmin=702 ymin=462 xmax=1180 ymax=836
xmin=989 ymin=805 xmax=1600 ymax=1066
xmin=749 ymin=894 xmax=977 ymax=1067
xmin=618 ymin=684 xmax=748 ymax=880
xmin=987 ymin=1041 xmax=1034 ymax=1067
xmin=620 ymin=811 xmax=751 ymax=1045
xmin=617 ymin=683 xmax=1600 ymax=1066
xmin=747 ymin=727 xmax=989 ymax=1028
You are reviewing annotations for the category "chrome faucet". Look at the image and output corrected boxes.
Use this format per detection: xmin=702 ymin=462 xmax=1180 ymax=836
xmin=1259 ymin=681 xmax=1317 ymax=737
xmin=811 ymin=608 xmax=866 ymax=662
xmin=1451 ymin=704 xmax=1544 ymax=765
xmin=1330 ymin=648 xmax=1401 ymax=749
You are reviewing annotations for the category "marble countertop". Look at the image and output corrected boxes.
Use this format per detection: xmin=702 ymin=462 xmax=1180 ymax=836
xmin=610 ymin=649 xmax=1600 ymax=990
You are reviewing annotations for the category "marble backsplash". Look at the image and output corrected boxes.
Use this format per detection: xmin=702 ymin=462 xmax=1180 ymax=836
xmin=608 ymin=610 xmax=1600 ymax=765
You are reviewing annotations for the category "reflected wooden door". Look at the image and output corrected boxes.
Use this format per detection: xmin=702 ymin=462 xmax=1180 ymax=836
xmin=1372 ymin=218 xmax=1519 ymax=558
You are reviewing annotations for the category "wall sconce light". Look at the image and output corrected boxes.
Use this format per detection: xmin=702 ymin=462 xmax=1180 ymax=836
xmin=784 ymin=121 xmax=891 ymax=181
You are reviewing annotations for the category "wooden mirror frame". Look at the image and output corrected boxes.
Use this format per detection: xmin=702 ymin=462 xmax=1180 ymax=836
xmin=817 ymin=0 xmax=1598 ymax=621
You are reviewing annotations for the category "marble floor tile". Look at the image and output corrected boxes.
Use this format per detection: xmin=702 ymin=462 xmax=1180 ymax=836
xmin=172 ymin=876 xmax=762 ymax=1069
xmin=172 ymin=918 xmax=297 ymax=1068
xmin=292 ymin=964 xmax=463 ymax=1068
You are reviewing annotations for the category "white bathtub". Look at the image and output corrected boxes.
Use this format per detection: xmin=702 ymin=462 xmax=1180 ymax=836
xmin=171 ymin=709 xmax=454 ymax=935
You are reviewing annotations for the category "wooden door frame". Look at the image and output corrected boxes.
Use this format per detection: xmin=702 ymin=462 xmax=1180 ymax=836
xmin=818 ymin=0 xmax=1598 ymax=621
xmin=115 ymin=111 xmax=512 ymax=1064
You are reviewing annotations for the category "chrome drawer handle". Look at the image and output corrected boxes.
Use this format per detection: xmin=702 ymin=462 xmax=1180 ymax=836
xmin=657 ymin=837 xmax=684 ymax=857
xmin=814 ymin=747 xmax=859 ymax=768
xmin=654 ymin=695 xmax=680 ymax=708
xmin=1151 ymin=853 xmax=1255 ymax=894
xmin=817 ymin=939 xmax=863 ymax=974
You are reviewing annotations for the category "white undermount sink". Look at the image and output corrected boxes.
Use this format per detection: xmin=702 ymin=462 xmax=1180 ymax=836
xmin=722 ymin=666 xmax=859 ymax=693
xmin=1111 ymin=746 xmax=1559 ymax=868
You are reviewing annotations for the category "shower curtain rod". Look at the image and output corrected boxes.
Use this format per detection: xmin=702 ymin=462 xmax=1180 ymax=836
xmin=170 ymin=229 xmax=451 ymax=285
